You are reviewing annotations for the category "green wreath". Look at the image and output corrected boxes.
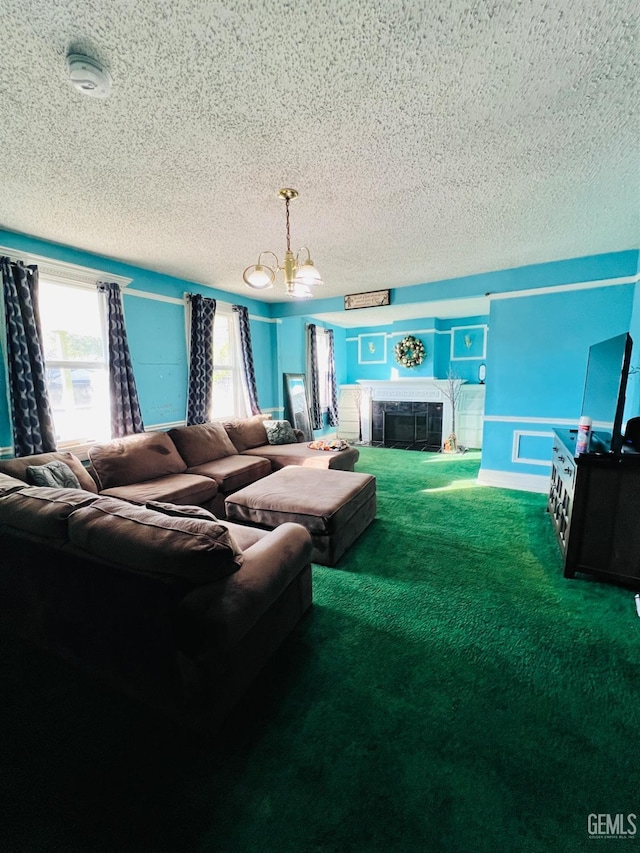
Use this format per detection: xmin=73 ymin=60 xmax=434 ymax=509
xmin=394 ymin=335 xmax=425 ymax=368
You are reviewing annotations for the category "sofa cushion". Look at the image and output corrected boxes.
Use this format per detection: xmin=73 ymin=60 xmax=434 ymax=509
xmin=26 ymin=460 xmax=82 ymax=490
xmin=89 ymin=432 xmax=187 ymax=490
xmin=68 ymin=497 xmax=243 ymax=584
xmin=0 ymin=487 xmax=98 ymax=541
xmin=242 ymin=442 xmax=359 ymax=472
xmin=0 ymin=451 xmax=98 ymax=493
xmin=186 ymin=456 xmax=271 ymax=494
xmin=223 ymin=414 xmax=272 ymax=453
xmin=264 ymin=420 xmax=298 ymax=445
xmin=0 ymin=472 xmax=28 ymax=495
xmin=168 ymin=422 xmax=238 ymax=467
xmin=99 ymin=473 xmax=217 ymax=506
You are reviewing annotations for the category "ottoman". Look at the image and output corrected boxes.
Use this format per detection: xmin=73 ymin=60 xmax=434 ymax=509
xmin=224 ymin=466 xmax=376 ymax=567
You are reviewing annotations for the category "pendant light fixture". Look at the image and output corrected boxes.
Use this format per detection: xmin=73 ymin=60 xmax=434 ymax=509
xmin=243 ymin=189 xmax=323 ymax=298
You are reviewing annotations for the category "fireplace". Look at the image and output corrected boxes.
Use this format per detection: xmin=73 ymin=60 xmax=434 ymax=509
xmin=372 ymin=401 xmax=443 ymax=450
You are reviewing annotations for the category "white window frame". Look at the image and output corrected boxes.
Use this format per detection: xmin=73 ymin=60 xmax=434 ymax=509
xmin=211 ymin=306 xmax=250 ymax=420
xmin=40 ymin=278 xmax=111 ymax=454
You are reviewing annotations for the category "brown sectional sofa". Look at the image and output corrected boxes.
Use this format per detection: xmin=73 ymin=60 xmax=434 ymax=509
xmin=0 ymin=475 xmax=313 ymax=731
xmin=0 ymin=416 xmax=361 ymax=728
xmin=0 ymin=416 xmax=362 ymax=729
xmin=83 ymin=415 xmax=359 ymax=516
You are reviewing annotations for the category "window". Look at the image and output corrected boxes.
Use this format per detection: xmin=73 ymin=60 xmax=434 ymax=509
xmin=40 ymin=281 xmax=111 ymax=447
xmin=210 ymin=309 xmax=249 ymax=420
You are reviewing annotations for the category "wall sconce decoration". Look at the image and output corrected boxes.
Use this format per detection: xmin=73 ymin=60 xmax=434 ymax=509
xmin=368 ymin=342 xmax=376 ymax=353
xmin=478 ymin=363 xmax=486 ymax=384
xmin=464 ymin=334 xmax=473 ymax=349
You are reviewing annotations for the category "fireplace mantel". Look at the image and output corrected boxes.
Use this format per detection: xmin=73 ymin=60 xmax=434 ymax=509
xmin=357 ymin=379 xmax=452 ymax=401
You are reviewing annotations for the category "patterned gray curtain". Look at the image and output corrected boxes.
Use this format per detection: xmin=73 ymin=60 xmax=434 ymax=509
xmin=186 ymin=293 xmax=216 ymax=425
xmin=97 ymin=282 xmax=144 ymax=437
xmin=1 ymin=258 xmax=57 ymax=456
xmin=306 ymin=323 xmax=322 ymax=430
xmin=326 ymin=328 xmax=339 ymax=427
xmin=232 ymin=304 xmax=261 ymax=415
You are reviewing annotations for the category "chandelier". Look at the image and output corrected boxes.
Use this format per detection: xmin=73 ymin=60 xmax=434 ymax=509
xmin=243 ymin=188 xmax=323 ymax=299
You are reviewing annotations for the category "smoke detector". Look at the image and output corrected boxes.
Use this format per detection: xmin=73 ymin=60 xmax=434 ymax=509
xmin=66 ymin=54 xmax=112 ymax=98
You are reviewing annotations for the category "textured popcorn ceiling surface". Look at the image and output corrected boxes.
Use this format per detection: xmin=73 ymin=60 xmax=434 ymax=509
xmin=0 ymin=0 xmax=638 ymax=307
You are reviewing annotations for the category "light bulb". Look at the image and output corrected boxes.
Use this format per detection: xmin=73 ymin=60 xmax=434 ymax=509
xmin=294 ymin=258 xmax=323 ymax=286
xmin=243 ymin=263 xmax=274 ymax=289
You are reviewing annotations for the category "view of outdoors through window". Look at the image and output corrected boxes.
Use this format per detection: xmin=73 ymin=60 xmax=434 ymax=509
xmin=40 ymin=282 xmax=110 ymax=446
xmin=211 ymin=312 xmax=243 ymax=419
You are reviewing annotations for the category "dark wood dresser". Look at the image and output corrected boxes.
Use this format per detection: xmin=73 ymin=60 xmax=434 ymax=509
xmin=548 ymin=429 xmax=640 ymax=586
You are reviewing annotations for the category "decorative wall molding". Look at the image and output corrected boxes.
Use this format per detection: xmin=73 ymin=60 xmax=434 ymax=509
xmin=125 ymin=288 xmax=184 ymax=305
xmin=387 ymin=328 xmax=451 ymax=338
xmin=0 ymin=245 xmax=132 ymax=289
xmin=347 ymin=327 xmax=456 ymax=343
xmin=477 ymin=467 xmax=550 ymax=493
xmin=511 ymin=430 xmax=553 ymax=467
xmin=450 ymin=323 xmax=488 ymax=361
xmin=484 ymin=415 xmax=576 ymax=425
xmin=358 ymin=332 xmax=387 ymax=364
xmin=249 ymin=314 xmax=279 ymax=323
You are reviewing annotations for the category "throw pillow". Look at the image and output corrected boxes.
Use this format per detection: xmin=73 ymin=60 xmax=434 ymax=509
xmin=264 ymin=420 xmax=298 ymax=446
xmin=0 ymin=451 xmax=98 ymax=493
xmin=26 ymin=460 xmax=82 ymax=489
xmin=223 ymin=414 xmax=273 ymax=452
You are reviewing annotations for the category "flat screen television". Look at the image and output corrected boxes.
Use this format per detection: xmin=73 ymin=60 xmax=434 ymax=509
xmin=580 ymin=332 xmax=633 ymax=454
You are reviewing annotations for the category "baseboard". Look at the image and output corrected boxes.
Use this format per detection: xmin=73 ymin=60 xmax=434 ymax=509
xmin=478 ymin=468 xmax=550 ymax=493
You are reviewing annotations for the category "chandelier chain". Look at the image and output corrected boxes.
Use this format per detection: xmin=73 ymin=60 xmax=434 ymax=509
xmin=285 ymin=197 xmax=291 ymax=253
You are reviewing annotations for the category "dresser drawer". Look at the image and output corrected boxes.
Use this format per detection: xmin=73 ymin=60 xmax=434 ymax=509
xmin=552 ymin=445 xmax=576 ymax=493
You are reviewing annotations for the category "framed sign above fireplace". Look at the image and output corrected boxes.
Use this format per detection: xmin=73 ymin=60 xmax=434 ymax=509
xmin=344 ymin=289 xmax=390 ymax=310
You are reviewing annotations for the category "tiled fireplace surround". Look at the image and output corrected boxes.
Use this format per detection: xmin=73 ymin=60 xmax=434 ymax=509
xmin=357 ymin=380 xmax=455 ymax=448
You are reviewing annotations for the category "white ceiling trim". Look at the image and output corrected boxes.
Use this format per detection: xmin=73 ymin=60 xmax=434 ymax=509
xmin=487 ymin=273 xmax=639 ymax=302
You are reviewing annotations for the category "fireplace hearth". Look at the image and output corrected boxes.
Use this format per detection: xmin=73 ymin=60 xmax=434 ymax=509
xmin=371 ymin=401 xmax=443 ymax=450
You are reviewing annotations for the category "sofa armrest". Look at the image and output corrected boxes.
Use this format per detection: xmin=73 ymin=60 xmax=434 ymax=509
xmin=176 ymin=523 xmax=312 ymax=654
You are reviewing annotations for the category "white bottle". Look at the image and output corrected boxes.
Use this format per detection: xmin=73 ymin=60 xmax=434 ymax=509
xmin=576 ymin=416 xmax=591 ymax=455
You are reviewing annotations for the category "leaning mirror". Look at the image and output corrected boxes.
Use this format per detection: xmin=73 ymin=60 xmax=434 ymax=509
xmin=284 ymin=373 xmax=313 ymax=441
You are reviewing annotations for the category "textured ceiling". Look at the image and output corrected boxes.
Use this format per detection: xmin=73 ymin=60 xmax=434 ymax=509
xmin=0 ymin=0 xmax=638 ymax=307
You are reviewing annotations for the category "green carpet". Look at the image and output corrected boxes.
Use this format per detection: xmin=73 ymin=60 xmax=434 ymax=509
xmin=1 ymin=447 xmax=638 ymax=852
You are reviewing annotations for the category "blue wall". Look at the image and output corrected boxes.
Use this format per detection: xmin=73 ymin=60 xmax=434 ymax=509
xmin=1 ymin=227 xmax=639 ymax=492
xmin=345 ymin=316 xmax=489 ymax=383
xmin=479 ymin=283 xmax=636 ymax=486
